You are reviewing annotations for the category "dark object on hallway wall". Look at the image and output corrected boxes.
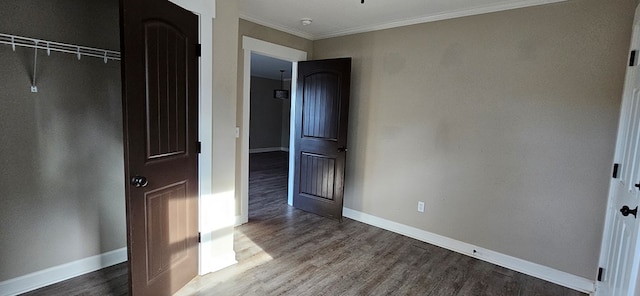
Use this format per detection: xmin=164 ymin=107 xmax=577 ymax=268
xmin=273 ymin=69 xmax=289 ymax=99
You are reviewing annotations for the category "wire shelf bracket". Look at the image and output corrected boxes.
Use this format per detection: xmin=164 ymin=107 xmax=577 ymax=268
xmin=0 ymin=33 xmax=121 ymax=93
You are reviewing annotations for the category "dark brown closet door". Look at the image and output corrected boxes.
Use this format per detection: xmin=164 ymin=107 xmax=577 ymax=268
xmin=120 ymin=0 xmax=199 ymax=294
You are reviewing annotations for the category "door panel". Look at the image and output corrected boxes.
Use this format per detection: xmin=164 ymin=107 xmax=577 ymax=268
xmin=144 ymin=22 xmax=188 ymax=159
xmin=145 ymin=181 xmax=189 ymax=282
xmin=120 ymin=0 xmax=199 ymax=295
xmin=293 ymin=58 xmax=351 ymax=220
xmin=300 ymin=152 xmax=337 ymax=200
xmin=600 ymin=85 xmax=640 ymax=294
xmin=302 ymin=73 xmax=341 ymax=139
xmin=598 ymin=9 xmax=640 ymax=295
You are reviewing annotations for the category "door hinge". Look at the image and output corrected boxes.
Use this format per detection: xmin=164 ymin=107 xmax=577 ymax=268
xmin=630 ymin=50 xmax=637 ymax=67
xmin=198 ymin=232 xmax=202 ymax=243
xmin=597 ymin=267 xmax=604 ymax=281
xmin=196 ymin=44 xmax=202 ymax=57
xmin=613 ymin=163 xmax=620 ymax=178
xmin=197 ymin=141 xmax=202 ymax=154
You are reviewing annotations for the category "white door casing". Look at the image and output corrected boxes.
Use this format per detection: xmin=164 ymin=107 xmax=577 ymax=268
xmin=168 ymin=0 xmax=239 ymax=276
xmin=238 ymin=36 xmax=307 ymax=225
xmin=597 ymin=4 xmax=640 ymax=295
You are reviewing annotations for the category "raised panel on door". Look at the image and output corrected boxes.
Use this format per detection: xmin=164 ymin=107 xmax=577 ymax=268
xmin=299 ymin=152 xmax=337 ymax=201
xmin=620 ymin=89 xmax=640 ymax=188
xmin=145 ymin=182 xmax=190 ymax=283
xmin=302 ymin=72 xmax=340 ymax=140
xmin=601 ymin=85 xmax=640 ymax=296
xmin=144 ymin=22 xmax=188 ymax=160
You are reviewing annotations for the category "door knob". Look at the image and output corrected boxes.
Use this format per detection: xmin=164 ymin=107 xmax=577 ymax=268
xmin=634 ymin=183 xmax=640 ymax=190
xmin=131 ymin=176 xmax=148 ymax=188
xmin=338 ymin=147 xmax=348 ymax=152
xmin=620 ymin=205 xmax=638 ymax=218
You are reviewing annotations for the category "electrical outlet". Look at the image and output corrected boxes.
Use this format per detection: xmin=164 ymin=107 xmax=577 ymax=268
xmin=417 ymin=201 xmax=425 ymax=213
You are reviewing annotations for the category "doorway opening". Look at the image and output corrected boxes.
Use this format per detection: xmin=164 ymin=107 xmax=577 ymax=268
xmin=238 ymin=36 xmax=307 ymax=225
xmin=248 ymin=53 xmax=292 ymax=219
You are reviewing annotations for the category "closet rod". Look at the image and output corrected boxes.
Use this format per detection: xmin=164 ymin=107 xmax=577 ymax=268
xmin=0 ymin=33 xmax=120 ymax=62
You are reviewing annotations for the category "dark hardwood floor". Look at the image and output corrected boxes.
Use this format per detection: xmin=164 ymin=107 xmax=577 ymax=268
xmin=22 ymin=151 xmax=586 ymax=296
xmin=20 ymin=262 xmax=128 ymax=296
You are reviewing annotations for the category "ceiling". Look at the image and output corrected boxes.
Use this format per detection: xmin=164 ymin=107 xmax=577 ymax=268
xmin=238 ymin=0 xmax=565 ymax=41
xmin=251 ymin=53 xmax=293 ymax=80
xmin=244 ymin=0 xmax=564 ymax=80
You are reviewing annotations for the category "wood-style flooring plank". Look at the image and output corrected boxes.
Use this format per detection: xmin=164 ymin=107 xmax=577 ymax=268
xmin=20 ymin=152 xmax=587 ymax=296
xmin=175 ymin=152 xmax=586 ymax=296
xmin=20 ymin=261 xmax=128 ymax=296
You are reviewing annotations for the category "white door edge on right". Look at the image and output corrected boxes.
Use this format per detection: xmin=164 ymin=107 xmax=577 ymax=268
xmin=597 ymin=4 xmax=640 ymax=296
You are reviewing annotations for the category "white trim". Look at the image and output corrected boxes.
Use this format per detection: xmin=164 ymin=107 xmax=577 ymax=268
xmin=235 ymin=214 xmax=246 ymax=226
xmin=287 ymin=63 xmax=299 ymax=208
xmin=249 ymin=147 xmax=289 ymax=154
xmin=206 ymin=252 xmax=237 ymax=273
xmin=241 ymin=0 xmax=566 ymax=41
xmin=239 ymin=14 xmax=314 ymax=41
xmin=240 ymin=36 xmax=307 ymax=225
xmin=0 ymin=248 xmax=127 ymax=296
xmin=242 ymin=37 xmax=308 ymax=61
xmin=343 ymin=208 xmax=595 ymax=294
xmin=168 ymin=0 xmax=218 ymax=276
xmin=315 ymin=0 xmax=566 ymax=39
xmin=169 ymin=0 xmax=215 ymax=18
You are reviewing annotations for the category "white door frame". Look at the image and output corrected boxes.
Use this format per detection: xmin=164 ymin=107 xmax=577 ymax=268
xmin=238 ymin=37 xmax=307 ymax=224
xmin=167 ymin=0 xmax=220 ymax=275
xmin=597 ymin=3 xmax=640 ymax=295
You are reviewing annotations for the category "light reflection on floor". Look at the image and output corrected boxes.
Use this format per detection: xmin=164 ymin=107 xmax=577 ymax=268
xmin=174 ymin=229 xmax=274 ymax=296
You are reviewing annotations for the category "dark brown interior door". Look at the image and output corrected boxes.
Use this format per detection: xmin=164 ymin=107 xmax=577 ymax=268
xmin=120 ymin=0 xmax=199 ymax=295
xmin=293 ymin=58 xmax=352 ymax=220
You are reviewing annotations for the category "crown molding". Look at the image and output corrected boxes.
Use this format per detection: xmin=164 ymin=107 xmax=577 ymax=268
xmin=315 ymin=0 xmax=566 ymax=39
xmin=241 ymin=0 xmax=566 ymax=41
xmin=239 ymin=14 xmax=315 ymax=41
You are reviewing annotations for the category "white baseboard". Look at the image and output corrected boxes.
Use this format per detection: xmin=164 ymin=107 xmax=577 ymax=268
xmin=235 ymin=214 xmax=248 ymax=226
xmin=249 ymin=147 xmax=289 ymax=153
xmin=342 ymin=208 xmax=595 ymax=294
xmin=207 ymin=252 xmax=238 ymax=274
xmin=0 ymin=247 xmax=127 ymax=296
xmin=2 ymin=210 xmax=594 ymax=295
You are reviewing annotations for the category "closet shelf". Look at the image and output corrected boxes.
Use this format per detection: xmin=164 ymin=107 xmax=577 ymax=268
xmin=0 ymin=33 xmax=120 ymax=62
xmin=1 ymin=33 xmax=120 ymax=93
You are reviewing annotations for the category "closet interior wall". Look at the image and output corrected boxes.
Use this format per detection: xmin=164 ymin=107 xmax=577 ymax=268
xmin=0 ymin=0 xmax=125 ymax=281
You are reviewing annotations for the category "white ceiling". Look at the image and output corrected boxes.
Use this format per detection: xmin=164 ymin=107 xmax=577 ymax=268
xmin=239 ymin=0 xmax=564 ymax=40
xmin=243 ymin=0 xmax=564 ymax=80
xmin=251 ymin=53 xmax=293 ymax=80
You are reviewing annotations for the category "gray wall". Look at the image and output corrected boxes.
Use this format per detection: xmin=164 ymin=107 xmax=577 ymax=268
xmin=249 ymin=76 xmax=291 ymax=150
xmin=313 ymin=0 xmax=635 ymax=279
xmin=0 ymin=0 xmax=124 ymax=281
